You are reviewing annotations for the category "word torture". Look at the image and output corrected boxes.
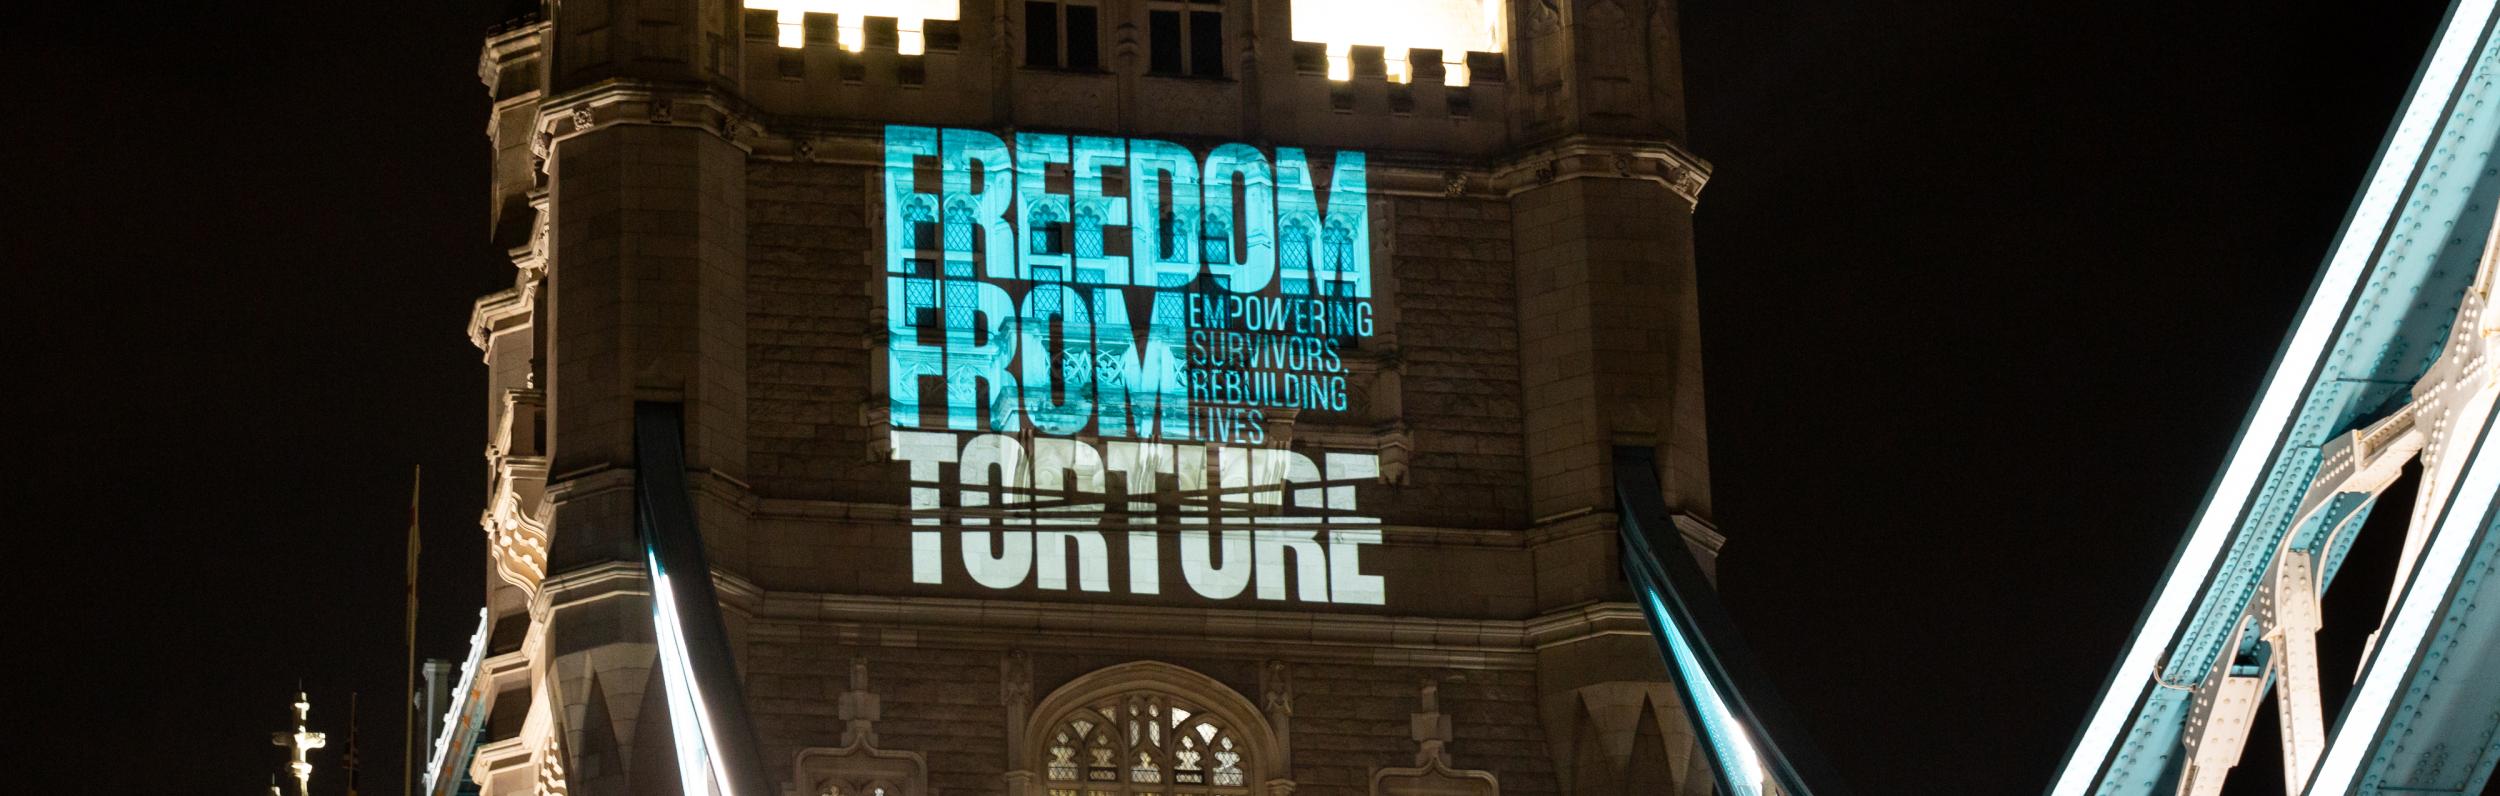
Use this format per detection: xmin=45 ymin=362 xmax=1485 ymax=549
xmin=893 ymin=432 xmax=1388 ymax=605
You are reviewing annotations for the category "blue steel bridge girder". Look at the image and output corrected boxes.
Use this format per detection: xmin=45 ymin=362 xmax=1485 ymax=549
xmin=2053 ymin=0 xmax=2500 ymax=792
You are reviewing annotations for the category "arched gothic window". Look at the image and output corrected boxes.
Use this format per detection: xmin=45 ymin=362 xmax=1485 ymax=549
xmin=1029 ymin=200 xmax=1069 ymax=255
xmin=1075 ymin=205 xmax=1106 ymax=258
xmin=1044 ymin=693 xmax=1252 ymax=795
xmin=900 ymin=197 xmax=940 ymax=274
xmin=1030 ymin=663 xmax=1273 ymax=796
xmin=1279 ymin=219 xmax=1312 ymax=270
xmin=944 ymin=197 xmax=978 ymax=277
xmin=1320 ymin=221 xmax=1354 ymax=297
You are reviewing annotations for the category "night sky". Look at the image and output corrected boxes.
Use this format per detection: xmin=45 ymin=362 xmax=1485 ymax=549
xmin=0 ymin=1 xmax=2460 ymax=793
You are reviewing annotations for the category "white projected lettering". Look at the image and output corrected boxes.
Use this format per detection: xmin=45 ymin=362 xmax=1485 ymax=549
xmin=895 ymin=430 xmax=1388 ymax=605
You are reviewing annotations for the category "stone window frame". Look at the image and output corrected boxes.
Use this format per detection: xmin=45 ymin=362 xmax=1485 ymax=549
xmin=1022 ymin=0 xmax=1104 ymax=71
xmin=1144 ymin=0 xmax=1227 ymax=79
xmin=1023 ymin=661 xmax=1287 ymax=796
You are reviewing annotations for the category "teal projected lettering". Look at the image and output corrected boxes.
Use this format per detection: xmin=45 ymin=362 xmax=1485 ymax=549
xmin=885 ymin=125 xmax=1375 ymax=445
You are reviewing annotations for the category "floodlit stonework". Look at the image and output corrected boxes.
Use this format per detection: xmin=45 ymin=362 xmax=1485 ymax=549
xmin=444 ymin=1 xmax=1722 ymax=793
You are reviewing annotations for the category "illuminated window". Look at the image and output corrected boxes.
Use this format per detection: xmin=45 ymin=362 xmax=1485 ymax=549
xmin=1040 ymin=692 xmax=1254 ymax=795
xmin=1147 ymin=0 xmax=1225 ymax=78
xmin=1025 ymin=0 xmax=1102 ymax=71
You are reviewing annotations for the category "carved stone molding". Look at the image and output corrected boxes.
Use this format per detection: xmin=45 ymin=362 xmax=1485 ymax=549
xmin=1371 ymin=760 xmax=1500 ymax=796
xmin=786 ymin=742 xmax=928 ymax=796
xmin=788 ymin=657 xmax=929 ymax=796
xmin=1371 ymin=678 xmax=1501 ymax=795
xmin=1488 ymin=136 xmax=1713 ymax=208
xmin=537 ymin=85 xmax=767 ymax=154
xmin=483 ymin=387 xmax=551 ymax=597
xmin=1261 ymin=660 xmax=1296 ymax=771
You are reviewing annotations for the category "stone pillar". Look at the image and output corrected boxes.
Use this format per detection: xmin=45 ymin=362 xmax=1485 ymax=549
xmin=1505 ymin=3 xmax=1715 ymax=793
xmin=1510 ymin=163 xmax=1710 ymax=614
xmin=538 ymin=101 xmax=751 ymax=795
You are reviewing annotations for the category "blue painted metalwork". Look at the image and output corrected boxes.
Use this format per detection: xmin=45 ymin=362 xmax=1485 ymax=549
xmin=421 ymin=609 xmax=491 ymax=796
xmin=1616 ymin=445 xmax=1845 ymax=796
xmin=2306 ymin=397 xmax=2500 ymax=795
xmin=2053 ymin=0 xmax=2500 ymax=790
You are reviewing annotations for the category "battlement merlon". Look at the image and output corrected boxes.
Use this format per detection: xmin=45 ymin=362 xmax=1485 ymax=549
xmin=481 ymin=0 xmax=1691 ymax=162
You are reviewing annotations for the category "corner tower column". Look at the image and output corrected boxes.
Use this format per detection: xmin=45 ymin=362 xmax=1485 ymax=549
xmin=538 ymin=102 xmax=752 ymax=795
xmin=1507 ymin=3 xmax=1716 ymax=793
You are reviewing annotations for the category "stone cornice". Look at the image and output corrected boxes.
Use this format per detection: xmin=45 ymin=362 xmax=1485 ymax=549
xmin=1524 ymin=506 xmax=1726 ymax=557
xmin=468 ymin=285 xmax=529 ymax=354
xmin=538 ymin=81 xmax=766 ymax=155
xmin=748 ymin=496 xmax=1538 ymax=548
xmin=478 ymin=19 xmax=546 ymax=94
xmin=469 ymin=735 xmax=534 ymax=784
xmin=1520 ymin=602 xmax=1654 ymax=649
xmin=529 ymin=95 xmax=1709 ymax=208
xmin=728 ymin=127 xmax=1709 ymax=207
xmin=538 ymin=560 xmax=649 ymax=613
xmin=1488 ymin=134 xmax=1712 ymax=207
xmin=1671 ymin=512 xmax=1728 ymax=556
xmin=744 ymin=592 xmax=1653 ymax=668
xmin=543 ymin=465 xmax=633 ymax=502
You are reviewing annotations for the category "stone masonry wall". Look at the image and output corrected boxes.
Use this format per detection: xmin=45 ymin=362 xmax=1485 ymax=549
xmin=742 ymin=634 xmax=1561 ymax=796
xmin=743 ymin=160 xmax=1532 ymax=529
xmin=1363 ymin=195 xmax=1527 ymax=530
xmin=747 ymin=160 xmax=893 ymax=503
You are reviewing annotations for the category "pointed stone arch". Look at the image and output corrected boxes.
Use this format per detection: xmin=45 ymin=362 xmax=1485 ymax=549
xmin=1015 ymin=661 xmax=1290 ymax=796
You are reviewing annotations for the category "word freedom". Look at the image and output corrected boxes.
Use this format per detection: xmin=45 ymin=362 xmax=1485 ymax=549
xmin=883 ymin=125 xmax=1375 ymax=441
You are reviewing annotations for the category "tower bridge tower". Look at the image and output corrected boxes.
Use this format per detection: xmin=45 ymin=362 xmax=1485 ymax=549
xmin=436 ymin=1 xmax=1729 ymax=794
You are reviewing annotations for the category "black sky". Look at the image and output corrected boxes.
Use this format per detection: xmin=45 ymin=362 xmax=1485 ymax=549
xmin=0 ymin=1 xmax=2458 ymax=793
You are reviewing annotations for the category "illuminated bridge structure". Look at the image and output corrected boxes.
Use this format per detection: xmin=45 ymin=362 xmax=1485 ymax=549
xmin=2053 ymin=1 xmax=2500 ymax=793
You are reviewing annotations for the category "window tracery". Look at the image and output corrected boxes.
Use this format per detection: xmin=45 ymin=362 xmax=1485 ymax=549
xmin=1040 ymin=691 xmax=1255 ymax=796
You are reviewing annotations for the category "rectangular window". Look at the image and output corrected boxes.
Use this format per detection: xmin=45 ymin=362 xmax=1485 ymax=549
xmin=1149 ymin=11 xmax=1182 ymax=74
xmin=1066 ymin=5 xmax=1098 ymax=69
xmin=1024 ymin=1 xmax=1058 ymax=67
xmin=1147 ymin=0 xmax=1223 ymax=77
xmin=1188 ymin=7 xmax=1223 ymax=76
xmin=1024 ymin=1 xmax=1102 ymax=70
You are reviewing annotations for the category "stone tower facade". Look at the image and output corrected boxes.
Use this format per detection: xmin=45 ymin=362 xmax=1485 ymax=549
xmin=449 ymin=1 xmax=1722 ymax=794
